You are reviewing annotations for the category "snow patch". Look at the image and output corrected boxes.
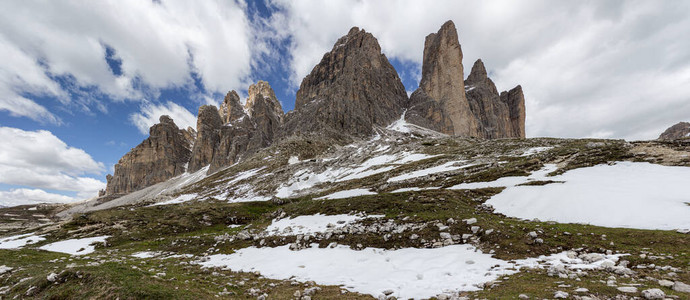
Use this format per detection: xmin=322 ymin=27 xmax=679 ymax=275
xmin=388 ymin=161 xmax=476 ymax=182
xmin=198 ymin=244 xmax=516 ymax=299
xmin=266 ymin=214 xmax=381 ymax=236
xmin=288 ymin=156 xmax=300 ymax=165
xmin=39 ymin=236 xmax=109 ymax=255
xmin=390 ymin=187 xmax=440 ymax=193
xmin=387 ymin=112 xmax=412 ymax=133
xmin=486 ymin=162 xmax=690 ymax=231
xmin=520 ymin=147 xmax=554 ymax=157
xmin=198 ymin=244 xmax=625 ymax=299
xmin=449 ymin=164 xmax=558 ymax=190
xmin=131 ymin=251 xmax=161 ymax=258
xmin=150 ymin=193 xmax=197 ymax=206
xmin=316 ymin=189 xmax=376 ymax=200
xmin=0 ymin=233 xmax=45 ymax=249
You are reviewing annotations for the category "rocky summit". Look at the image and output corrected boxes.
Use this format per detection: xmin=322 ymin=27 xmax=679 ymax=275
xmin=659 ymin=122 xmax=690 ymax=141
xmin=407 ymin=21 xmax=525 ymax=138
xmin=282 ymin=27 xmax=408 ymax=139
xmin=104 ymin=115 xmax=192 ymax=196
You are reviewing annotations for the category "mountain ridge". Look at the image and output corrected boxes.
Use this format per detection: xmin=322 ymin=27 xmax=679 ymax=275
xmin=103 ymin=20 xmax=527 ymax=197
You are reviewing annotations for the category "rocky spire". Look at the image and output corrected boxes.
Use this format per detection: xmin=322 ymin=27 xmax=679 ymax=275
xmin=187 ymin=105 xmax=223 ymax=173
xmin=499 ymin=85 xmax=526 ymax=138
xmin=245 ymin=81 xmax=283 ymax=121
xmin=219 ymin=90 xmax=248 ymax=124
xmin=282 ymin=26 xmax=408 ymax=139
xmin=407 ymin=20 xmax=479 ymax=136
xmin=245 ymin=81 xmax=284 ymax=144
xmin=104 ymin=115 xmax=192 ymax=195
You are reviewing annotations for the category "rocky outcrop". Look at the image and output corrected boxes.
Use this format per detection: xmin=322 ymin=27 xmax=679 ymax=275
xmin=245 ymin=81 xmax=283 ymax=144
xmin=105 ymin=116 xmax=192 ymax=195
xmin=187 ymin=105 xmax=223 ymax=173
xmin=407 ymin=21 xmax=525 ymax=138
xmin=465 ymin=59 xmax=525 ymax=138
xmin=659 ymin=122 xmax=690 ymax=140
xmin=282 ymin=27 xmax=408 ymax=139
xmin=499 ymin=85 xmax=526 ymax=138
xmin=407 ymin=20 xmax=478 ymax=136
xmin=191 ymin=81 xmax=285 ymax=173
xmin=218 ymin=90 xmax=247 ymax=124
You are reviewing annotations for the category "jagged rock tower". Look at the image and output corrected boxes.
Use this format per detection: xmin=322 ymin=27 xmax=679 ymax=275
xmin=406 ymin=21 xmax=525 ymax=138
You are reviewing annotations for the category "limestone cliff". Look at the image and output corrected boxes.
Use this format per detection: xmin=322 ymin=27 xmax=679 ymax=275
xmin=105 ymin=116 xmax=192 ymax=195
xmin=282 ymin=27 xmax=408 ymax=139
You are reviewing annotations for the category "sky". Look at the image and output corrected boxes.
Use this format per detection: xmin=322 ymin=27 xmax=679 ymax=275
xmin=1 ymin=0 xmax=689 ymax=206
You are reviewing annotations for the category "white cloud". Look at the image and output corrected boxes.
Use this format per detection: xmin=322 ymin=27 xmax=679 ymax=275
xmin=271 ymin=0 xmax=690 ymax=140
xmin=0 ymin=188 xmax=76 ymax=207
xmin=0 ymin=0 xmax=254 ymax=121
xmin=130 ymin=101 xmax=197 ymax=134
xmin=0 ymin=127 xmax=106 ymax=203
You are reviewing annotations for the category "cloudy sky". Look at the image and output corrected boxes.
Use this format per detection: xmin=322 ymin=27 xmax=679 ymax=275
xmin=1 ymin=0 xmax=689 ymax=206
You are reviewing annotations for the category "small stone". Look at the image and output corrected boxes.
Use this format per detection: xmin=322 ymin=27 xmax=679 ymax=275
xmin=534 ymin=238 xmax=543 ymax=244
xmin=410 ymin=234 xmax=419 ymax=240
xmin=574 ymin=288 xmax=589 ymax=293
xmin=528 ymin=231 xmax=538 ymax=238
xmin=464 ymin=218 xmax=477 ymax=225
xmin=382 ymin=289 xmax=394 ymax=295
xmin=518 ymin=294 xmax=529 ymax=299
xmin=617 ymin=286 xmax=638 ymax=293
xmin=471 ymin=226 xmax=480 ymax=233
xmin=484 ymin=229 xmax=494 ymax=235
xmin=47 ymin=272 xmax=59 ymax=282
xmin=554 ymin=291 xmax=568 ymax=298
xmin=641 ymin=288 xmax=665 ymax=299
xmin=440 ymin=232 xmax=452 ymax=240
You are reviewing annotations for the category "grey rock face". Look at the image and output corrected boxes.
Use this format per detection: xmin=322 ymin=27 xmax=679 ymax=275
xmin=218 ymin=90 xmax=248 ymax=124
xmin=282 ymin=27 xmax=407 ymax=139
xmin=192 ymin=81 xmax=285 ymax=173
xmin=658 ymin=122 xmax=690 ymax=141
xmin=407 ymin=20 xmax=478 ymax=137
xmin=188 ymin=105 xmax=223 ymax=173
xmin=466 ymin=59 xmax=526 ymax=138
xmin=105 ymin=115 xmax=192 ymax=195
xmin=245 ymin=81 xmax=283 ymax=144
xmin=407 ymin=22 xmax=525 ymax=139
xmin=499 ymin=85 xmax=526 ymax=138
